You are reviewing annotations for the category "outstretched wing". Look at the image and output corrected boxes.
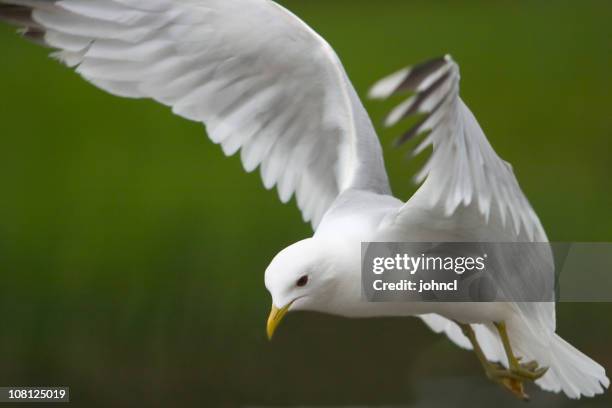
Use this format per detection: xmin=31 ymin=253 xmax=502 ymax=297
xmin=370 ymin=55 xmax=545 ymax=242
xmin=371 ymin=57 xmax=555 ymax=363
xmin=0 ymin=0 xmax=390 ymax=228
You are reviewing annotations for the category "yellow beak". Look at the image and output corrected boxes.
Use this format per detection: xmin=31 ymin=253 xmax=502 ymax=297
xmin=266 ymin=303 xmax=291 ymax=340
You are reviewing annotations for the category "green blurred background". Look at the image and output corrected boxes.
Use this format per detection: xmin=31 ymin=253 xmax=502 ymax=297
xmin=0 ymin=0 xmax=610 ymax=406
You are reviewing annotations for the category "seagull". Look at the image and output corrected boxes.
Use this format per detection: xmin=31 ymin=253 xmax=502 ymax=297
xmin=0 ymin=0 xmax=608 ymax=400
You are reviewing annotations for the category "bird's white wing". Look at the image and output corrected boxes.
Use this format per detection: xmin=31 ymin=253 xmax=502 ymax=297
xmin=370 ymin=56 xmax=545 ymax=242
xmin=371 ymin=56 xmax=555 ymax=348
xmin=0 ymin=0 xmax=390 ymax=228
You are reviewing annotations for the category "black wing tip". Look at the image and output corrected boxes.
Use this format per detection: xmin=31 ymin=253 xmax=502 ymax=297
xmin=396 ymin=70 xmax=453 ymax=124
xmin=0 ymin=4 xmax=36 ymax=27
xmin=395 ymin=55 xmax=451 ymax=94
xmin=394 ymin=115 xmax=429 ymax=147
xmin=0 ymin=3 xmax=50 ymax=46
xmin=387 ymin=56 xmax=458 ymax=147
xmin=21 ymin=26 xmax=48 ymax=46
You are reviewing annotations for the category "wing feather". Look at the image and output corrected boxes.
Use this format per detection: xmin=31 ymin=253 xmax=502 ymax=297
xmin=370 ymin=55 xmax=546 ymax=242
xmin=371 ymin=56 xmax=556 ymax=345
xmin=0 ymin=0 xmax=391 ymax=228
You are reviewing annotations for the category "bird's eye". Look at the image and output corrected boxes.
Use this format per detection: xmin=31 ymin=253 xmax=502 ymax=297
xmin=296 ymin=275 xmax=309 ymax=287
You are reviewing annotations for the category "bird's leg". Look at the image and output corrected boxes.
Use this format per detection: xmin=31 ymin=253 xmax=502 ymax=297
xmin=456 ymin=321 xmax=529 ymax=401
xmin=494 ymin=321 xmax=549 ymax=381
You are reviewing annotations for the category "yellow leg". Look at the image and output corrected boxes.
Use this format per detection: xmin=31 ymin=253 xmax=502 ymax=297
xmin=456 ymin=322 xmax=530 ymax=400
xmin=494 ymin=322 xmax=548 ymax=381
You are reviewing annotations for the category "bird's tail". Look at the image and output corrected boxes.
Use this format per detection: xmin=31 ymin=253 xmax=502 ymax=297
xmin=531 ymin=331 xmax=609 ymax=398
xmin=506 ymin=310 xmax=610 ymax=399
xmin=500 ymin=312 xmax=608 ymax=399
xmin=420 ymin=313 xmax=610 ymax=399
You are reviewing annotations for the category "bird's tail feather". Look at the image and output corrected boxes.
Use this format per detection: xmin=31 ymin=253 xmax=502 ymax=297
xmin=420 ymin=313 xmax=609 ymax=399
xmin=532 ymin=332 xmax=609 ymax=398
xmin=504 ymin=315 xmax=609 ymax=399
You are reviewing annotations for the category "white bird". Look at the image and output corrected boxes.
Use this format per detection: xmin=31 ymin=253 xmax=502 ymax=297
xmin=0 ymin=0 xmax=608 ymax=400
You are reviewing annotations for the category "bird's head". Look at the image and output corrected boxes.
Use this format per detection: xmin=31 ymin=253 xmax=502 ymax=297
xmin=264 ymin=238 xmax=337 ymax=339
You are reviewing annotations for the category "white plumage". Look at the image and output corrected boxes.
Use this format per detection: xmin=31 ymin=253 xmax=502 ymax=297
xmin=4 ymin=0 xmax=390 ymax=227
xmin=0 ymin=0 xmax=608 ymax=399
